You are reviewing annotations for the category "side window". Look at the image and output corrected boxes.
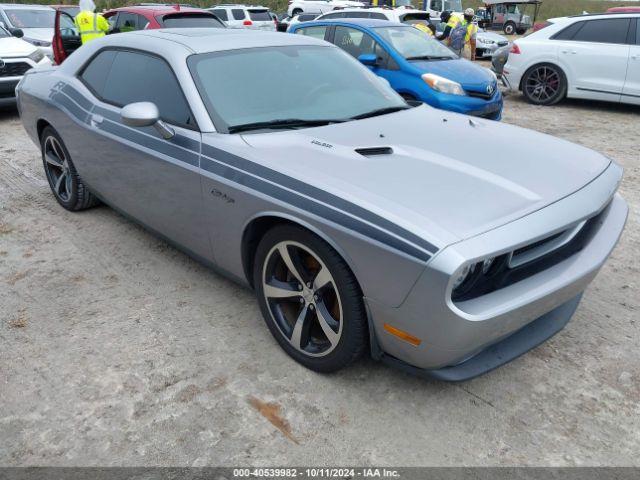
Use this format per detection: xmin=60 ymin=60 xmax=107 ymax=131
xmin=81 ymin=50 xmax=117 ymax=96
xmin=636 ymin=18 xmax=640 ymax=45
xmin=116 ymin=12 xmax=139 ymax=32
xmin=571 ymin=18 xmax=631 ymax=44
xmin=296 ymin=25 xmax=327 ymax=40
xmin=136 ymin=14 xmax=149 ymax=29
xmin=99 ymin=50 xmax=194 ymax=128
xmin=333 ymin=26 xmax=376 ymax=59
xmin=431 ymin=0 xmax=442 ymax=12
xmin=348 ymin=11 xmax=369 ymax=18
xmin=551 ymin=21 xmax=584 ymax=41
xmin=321 ymin=12 xmax=343 ymax=19
xmin=212 ymin=9 xmax=228 ymax=21
xmin=369 ymin=12 xmax=388 ymax=20
xmin=106 ymin=13 xmax=117 ymax=30
xmin=232 ymin=9 xmax=245 ymax=20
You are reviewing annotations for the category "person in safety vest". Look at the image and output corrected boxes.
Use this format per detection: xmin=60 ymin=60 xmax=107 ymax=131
xmin=74 ymin=0 xmax=108 ymax=45
xmin=437 ymin=9 xmax=478 ymax=60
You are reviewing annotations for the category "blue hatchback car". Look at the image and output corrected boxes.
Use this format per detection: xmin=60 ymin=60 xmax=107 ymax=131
xmin=289 ymin=19 xmax=503 ymax=120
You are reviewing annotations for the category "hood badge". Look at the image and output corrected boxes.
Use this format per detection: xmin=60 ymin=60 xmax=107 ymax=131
xmin=486 ymin=84 xmax=495 ymax=95
xmin=311 ymin=140 xmax=333 ymax=149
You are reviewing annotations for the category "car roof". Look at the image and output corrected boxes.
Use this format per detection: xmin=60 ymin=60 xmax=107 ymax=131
xmin=0 ymin=3 xmax=54 ymax=9
xmin=108 ymin=5 xmax=209 ymax=15
xmin=121 ymin=27 xmax=328 ymax=53
xmin=305 ymin=18 xmax=402 ymax=28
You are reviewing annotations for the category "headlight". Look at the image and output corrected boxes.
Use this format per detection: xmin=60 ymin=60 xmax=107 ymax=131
xmin=451 ymin=255 xmax=505 ymax=301
xmin=24 ymin=38 xmax=51 ymax=47
xmin=422 ymin=73 xmax=466 ymax=96
xmin=28 ymin=49 xmax=45 ymax=63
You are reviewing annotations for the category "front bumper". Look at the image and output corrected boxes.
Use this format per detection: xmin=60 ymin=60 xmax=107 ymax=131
xmin=431 ymin=89 xmax=503 ymax=121
xmin=368 ymin=163 xmax=627 ymax=378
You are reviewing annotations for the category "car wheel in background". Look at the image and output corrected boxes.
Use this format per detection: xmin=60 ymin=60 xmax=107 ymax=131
xmin=253 ymin=225 xmax=368 ymax=373
xmin=516 ymin=27 xmax=527 ymax=35
xmin=522 ymin=63 xmax=567 ymax=106
xmin=292 ymin=8 xmax=302 ymax=15
xmin=504 ymin=21 xmax=516 ymax=35
xmin=40 ymin=126 xmax=99 ymax=211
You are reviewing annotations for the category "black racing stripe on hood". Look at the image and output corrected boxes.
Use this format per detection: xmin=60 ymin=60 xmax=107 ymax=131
xmin=202 ymin=144 xmax=438 ymax=255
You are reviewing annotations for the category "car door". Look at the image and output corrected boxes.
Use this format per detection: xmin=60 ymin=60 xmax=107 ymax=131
xmin=52 ymin=10 xmax=80 ymax=64
xmin=622 ymin=18 xmax=640 ymax=104
xmin=77 ymin=48 xmax=211 ymax=259
xmin=556 ymin=18 xmax=631 ymax=102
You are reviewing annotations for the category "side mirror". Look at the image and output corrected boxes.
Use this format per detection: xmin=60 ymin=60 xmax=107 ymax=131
xmin=10 ymin=28 xmax=24 ymax=38
xmin=121 ymin=102 xmax=174 ymax=139
xmin=358 ymin=53 xmax=378 ymax=66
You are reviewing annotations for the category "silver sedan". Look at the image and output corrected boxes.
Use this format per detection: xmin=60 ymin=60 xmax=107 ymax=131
xmin=16 ymin=28 xmax=627 ymax=381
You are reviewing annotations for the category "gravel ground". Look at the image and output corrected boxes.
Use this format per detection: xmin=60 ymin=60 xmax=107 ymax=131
xmin=0 ymin=94 xmax=638 ymax=467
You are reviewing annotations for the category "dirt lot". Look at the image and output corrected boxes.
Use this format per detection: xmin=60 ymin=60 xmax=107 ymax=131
xmin=0 ymin=94 xmax=639 ymax=467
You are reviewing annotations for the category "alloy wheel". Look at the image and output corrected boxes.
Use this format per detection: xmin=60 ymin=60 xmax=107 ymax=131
xmin=525 ymin=66 xmax=561 ymax=103
xmin=262 ymin=241 xmax=343 ymax=357
xmin=43 ymin=135 xmax=72 ymax=202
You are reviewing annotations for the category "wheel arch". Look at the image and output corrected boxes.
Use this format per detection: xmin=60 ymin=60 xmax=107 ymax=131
xmin=241 ymin=212 xmax=360 ymax=290
xmin=36 ymin=118 xmax=53 ymax=141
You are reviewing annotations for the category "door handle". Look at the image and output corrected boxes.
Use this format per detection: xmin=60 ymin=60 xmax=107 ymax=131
xmin=90 ymin=114 xmax=103 ymax=127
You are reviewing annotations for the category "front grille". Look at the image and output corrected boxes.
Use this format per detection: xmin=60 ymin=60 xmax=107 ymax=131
xmin=466 ymin=89 xmax=495 ymax=100
xmin=0 ymin=62 xmax=31 ymax=78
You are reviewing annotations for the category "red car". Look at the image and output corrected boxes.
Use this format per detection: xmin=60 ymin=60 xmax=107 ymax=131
xmin=52 ymin=4 xmax=225 ymax=64
xmin=606 ymin=7 xmax=640 ymax=13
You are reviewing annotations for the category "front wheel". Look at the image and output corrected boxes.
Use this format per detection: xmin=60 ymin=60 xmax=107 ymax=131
xmin=40 ymin=126 xmax=99 ymax=211
xmin=504 ymin=21 xmax=516 ymax=35
xmin=522 ymin=63 xmax=567 ymax=106
xmin=291 ymin=8 xmax=302 ymax=15
xmin=253 ymin=225 xmax=368 ymax=373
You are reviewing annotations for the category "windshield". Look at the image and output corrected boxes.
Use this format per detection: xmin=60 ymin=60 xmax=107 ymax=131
xmin=443 ymin=0 xmax=462 ymax=12
xmin=248 ymin=9 xmax=271 ymax=21
xmin=188 ymin=45 xmax=405 ymax=132
xmin=161 ymin=14 xmax=225 ymax=28
xmin=4 ymin=8 xmax=55 ymax=28
xmin=376 ymin=26 xmax=457 ymax=60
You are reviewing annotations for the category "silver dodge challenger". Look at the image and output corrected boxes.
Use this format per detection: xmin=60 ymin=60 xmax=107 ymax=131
xmin=16 ymin=29 xmax=628 ymax=381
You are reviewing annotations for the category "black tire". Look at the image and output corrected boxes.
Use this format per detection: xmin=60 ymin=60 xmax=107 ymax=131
xmin=40 ymin=126 xmax=99 ymax=211
xmin=516 ymin=27 xmax=527 ymax=35
xmin=400 ymin=92 xmax=416 ymax=102
xmin=253 ymin=224 xmax=368 ymax=373
xmin=504 ymin=21 xmax=516 ymax=35
xmin=521 ymin=63 xmax=567 ymax=106
xmin=292 ymin=8 xmax=302 ymax=15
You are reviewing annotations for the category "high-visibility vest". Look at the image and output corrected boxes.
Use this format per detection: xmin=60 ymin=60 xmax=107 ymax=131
xmin=74 ymin=11 xmax=108 ymax=44
xmin=446 ymin=14 xmax=478 ymax=44
xmin=414 ymin=23 xmax=434 ymax=36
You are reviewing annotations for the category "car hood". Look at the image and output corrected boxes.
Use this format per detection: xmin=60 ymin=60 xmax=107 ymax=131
xmin=478 ymin=30 xmax=508 ymax=42
xmin=409 ymin=58 xmax=496 ymax=94
xmin=0 ymin=36 xmax=37 ymax=56
xmin=238 ymin=106 xmax=610 ymax=249
xmin=17 ymin=28 xmax=53 ymax=43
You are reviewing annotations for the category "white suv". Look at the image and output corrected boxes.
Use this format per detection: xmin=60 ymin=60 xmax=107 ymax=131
xmin=287 ymin=0 xmax=365 ymax=18
xmin=208 ymin=4 xmax=276 ymax=30
xmin=0 ymin=24 xmax=51 ymax=106
xmin=504 ymin=13 xmax=640 ymax=106
xmin=316 ymin=7 xmax=431 ymax=24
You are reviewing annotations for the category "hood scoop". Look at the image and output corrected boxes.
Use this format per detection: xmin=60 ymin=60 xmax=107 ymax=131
xmin=355 ymin=146 xmax=394 ymax=157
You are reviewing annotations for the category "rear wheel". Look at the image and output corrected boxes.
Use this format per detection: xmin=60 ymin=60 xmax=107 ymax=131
xmin=253 ymin=225 xmax=368 ymax=373
xmin=522 ymin=63 xmax=567 ymax=106
xmin=516 ymin=27 xmax=527 ymax=35
xmin=292 ymin=8 xmax=302 ymax=15
xmin=40 ymin=126 xmax=99 ymax=211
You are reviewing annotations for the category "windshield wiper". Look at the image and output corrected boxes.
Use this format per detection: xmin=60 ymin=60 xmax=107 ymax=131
xmin=406 ymin=55 xmax=454 ymax=61
xmin=228 ymin=118 xmax=345 ymax=134
xmin=350 ymin=106 xmax=410 ymax=120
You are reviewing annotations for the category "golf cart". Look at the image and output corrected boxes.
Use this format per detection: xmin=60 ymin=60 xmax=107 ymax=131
xmin=477 ymin=0 xmax=541 ymax=35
